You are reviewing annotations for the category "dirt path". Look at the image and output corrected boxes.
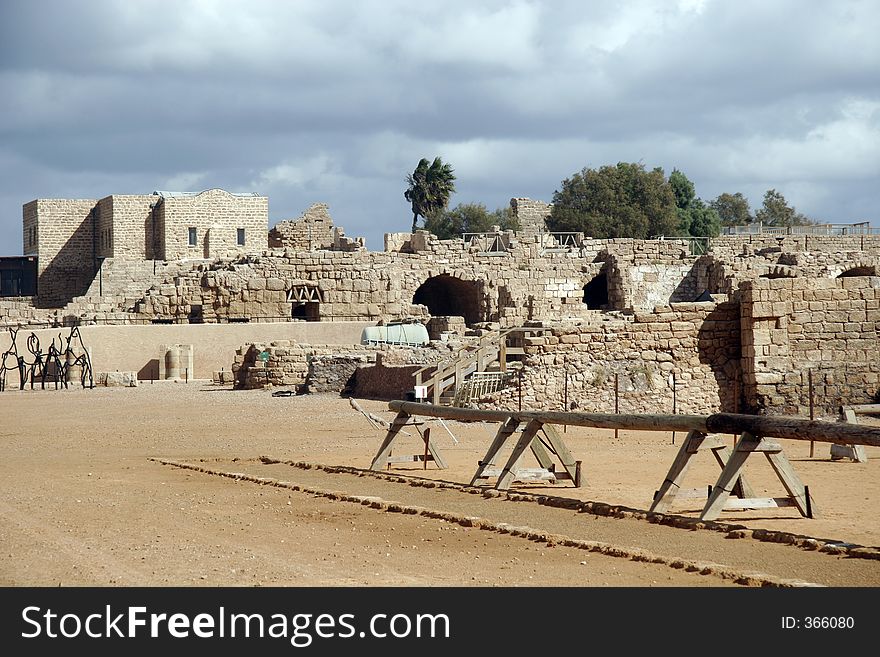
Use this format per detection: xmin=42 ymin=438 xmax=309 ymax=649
xmin=1 ymin=383 xmax=878 ymax=587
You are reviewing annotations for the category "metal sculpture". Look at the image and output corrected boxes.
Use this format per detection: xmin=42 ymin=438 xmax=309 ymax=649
xmin=0 ymin=326 xmax=95 ymax=391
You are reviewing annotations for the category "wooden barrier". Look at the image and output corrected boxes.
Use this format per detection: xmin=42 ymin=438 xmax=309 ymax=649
xmin=371 ymin=402 xmax=880 ymax=520
xmin=831 ymin=406 xmax=873 ymax=463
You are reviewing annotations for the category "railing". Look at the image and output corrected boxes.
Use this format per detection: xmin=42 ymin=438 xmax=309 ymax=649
xmin=655 ymin=235 xmax=711 ymax=255
xmin=462 ymin=233 xmax=511 ymax=254
xmin=722 ymin=222 xmax=878 ymax=236
xmin=414 ymin=326 xmax=530 ymax=405
xmin=452 ymin=371 xmax=514 ymax=406
xmin=539 ymin=232 xmax=584 ymax=253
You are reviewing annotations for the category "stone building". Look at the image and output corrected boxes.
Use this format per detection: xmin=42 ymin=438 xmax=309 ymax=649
xmin=5 ymin=190 xmax=879 ymax=416
xmin=22 ymin=188 xmax=268 ymax=306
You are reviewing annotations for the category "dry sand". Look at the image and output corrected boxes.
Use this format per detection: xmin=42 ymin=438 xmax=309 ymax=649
xmin=1 ymin=382 xmax=878 ymax=587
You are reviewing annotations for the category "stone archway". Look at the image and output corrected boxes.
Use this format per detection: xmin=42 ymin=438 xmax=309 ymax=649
xmin=838 ymin=265 xmax=876 ymax=277
xmin=583 ymin=273 xmax=609 ymax=310
xmin=413 ymin=274 xmax=482 ymax=325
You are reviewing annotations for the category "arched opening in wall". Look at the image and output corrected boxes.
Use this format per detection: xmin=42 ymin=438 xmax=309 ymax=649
xmin=413 ymin=274 xmax=481 ymax=325
xmin=583 ymin=273 xmax=609 ymax=310
xmin=838 ymin=266 xmax=876 ymax=277
xmin=291 ymin=302 xmax=320 ymax=321
xmin=288 ymin=286 xmax=321 ymax=321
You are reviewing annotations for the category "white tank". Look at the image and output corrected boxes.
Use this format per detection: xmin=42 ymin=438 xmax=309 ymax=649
xmin=360 ymin=322 xmax=429 ymax=346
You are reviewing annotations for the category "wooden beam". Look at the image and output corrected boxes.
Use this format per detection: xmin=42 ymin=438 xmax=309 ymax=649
xmin=650 ymin=431 xmax=704 ymax=514
xmin=389 ymin=401 xmax=708 ymax=433
xmin=848 ymin=403 xmax=880 ymax=415
xmin=496 ymin=419 xmax=544 ymax=490
xmin=704 ymin=413 xmax=880 ymax=447
xmin=369 ymin=411 xmax=411 ymax=471
xmin=471 ymin=417 xmax=521 ymax=486
xmin=386 ymin=402 xmax=880 ymax=447
xmin=539 ymin=424 xmax=581 ymax=486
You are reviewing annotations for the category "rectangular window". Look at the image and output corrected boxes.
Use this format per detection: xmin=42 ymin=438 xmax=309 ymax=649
xmin=188 ymin=227 xmax=197 ymax=246
xmin=237 ymin=228 xmax=245 ymax=246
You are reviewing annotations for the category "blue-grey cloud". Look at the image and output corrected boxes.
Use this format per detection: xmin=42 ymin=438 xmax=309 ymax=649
xmin=0 ymin=0 xmax=877 ymax=254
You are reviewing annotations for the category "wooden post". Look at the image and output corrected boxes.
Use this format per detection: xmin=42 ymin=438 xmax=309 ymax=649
xmin=614 ymin=373 xmax=619 ymax=440
xmin=423 ymin=427 xmax=430 ymax=470
xmin=563 ymin=356 xmax=568 ymax=434
xmin=671 ymin=371 xmax=677 ymax=445
xmin=808 ymin=369 xmax=815 ymax=457
xmin=732 ymin=370 xmax=738 ymax=446
xmin=518 ymin=368 xmax=522 ymax=412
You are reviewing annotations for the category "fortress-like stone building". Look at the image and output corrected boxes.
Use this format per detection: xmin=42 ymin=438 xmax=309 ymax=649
xmin=2 ymin=189 xmax=878 ymax=418
xmin=22 ymin=189 xmax=267 ymax=306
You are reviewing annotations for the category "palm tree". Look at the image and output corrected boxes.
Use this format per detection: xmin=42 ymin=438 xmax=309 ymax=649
xmin=404 ymin=157 xmax=456 ymax=232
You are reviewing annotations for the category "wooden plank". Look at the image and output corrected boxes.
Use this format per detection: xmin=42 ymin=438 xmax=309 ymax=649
xmin=700 ymin=432 xmax=757 ymax=520
xmin=369 ymin=411 xmax=411 ymax=471
xmin=710 ymin=444 xmax=757 ymax=499
xmin=529 ymin=437 xmax=555 ymax=470
xmin=540 ymin=424 xmax=580 ymax=486
xmin=830 ymin=443 xmax=868 ymax=462
xmin=765 ymin=450 xmax=817 ymax=518
xmin=496 ymin=420 xmax=544 ymax=491
xmin=687 ymin=433 xmax=727 ymax=453
xmin=650 ymin=430 xmax=703 ymax=513
xmin=471 ymin=417 xmax=520 ymax=486
xmin=721 ymin=497 xmax=796 ymax=510
xmin=425 ymin=432 xmax=448 ymax=469
xmin=479 ymin=467 xmax=558 ymax=482
xmin=386 ymin=454 xmax=436 ymax=464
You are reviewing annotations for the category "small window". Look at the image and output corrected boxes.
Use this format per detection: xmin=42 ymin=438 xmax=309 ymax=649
xmin=188 ymin=227 xmax=197 ymax=246
xmin=237 ymin=228 xmax=245 ymax=246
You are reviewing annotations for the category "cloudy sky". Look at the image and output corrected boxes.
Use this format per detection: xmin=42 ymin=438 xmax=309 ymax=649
xmin=1 ymin=0 xmax=877 ymax=254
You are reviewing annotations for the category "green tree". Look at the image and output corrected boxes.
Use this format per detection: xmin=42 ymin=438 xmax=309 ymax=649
xmin=755 ymin=189 xmax=813 ymax=227
xmin=710 ymin=192 xmax=752 ymax=226
xmin=669 ymin=169 xmax=695 ymax=210
xmin=669 ymin=169 xmax=720 ymax=238
xmin=547 ymin=162 xmax=679 ymax=239
xmin=680 ymin=198 xmax=721 ymax=238
xmin=404 ymin=157 xmax=456 ymax=232
xmin=423 ymin=202 xmax=520 ymax=239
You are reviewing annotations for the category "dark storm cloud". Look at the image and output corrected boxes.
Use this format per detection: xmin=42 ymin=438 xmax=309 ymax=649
xmin=0 ymin=0 xmax=877 ymax=253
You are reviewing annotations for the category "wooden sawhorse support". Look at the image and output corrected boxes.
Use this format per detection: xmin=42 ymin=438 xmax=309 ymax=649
xmin=701 ymin=431 xmax=818 ymax=521
xmin=654 ymin=430 xmax=818 ymax=521
xmin=651 ymin=431 xmax=756 ymax=514
xmin=369 ymin=411 xmax=448 ymax=471
xmin=470 ymin=418 xmax=582 ymax=490
xmin=831 ymin=408 xmax=868 ymax=463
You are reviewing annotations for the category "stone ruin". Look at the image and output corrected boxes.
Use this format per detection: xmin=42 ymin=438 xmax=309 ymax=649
xmin=2 ymin=192 xmax=878 ymax=417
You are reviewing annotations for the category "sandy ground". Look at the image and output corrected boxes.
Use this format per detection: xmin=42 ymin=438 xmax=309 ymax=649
xmin=1 ymin=381 xmax=878 ymax=588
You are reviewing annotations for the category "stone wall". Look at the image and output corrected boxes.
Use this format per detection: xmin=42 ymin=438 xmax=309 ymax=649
xmin=351 ymin=352 xmax=430 ymax=400
xmin=510 ymin=198 xmax=551 ymax=235
xmin=105 ymin=195 xmax=157 ymax=260
xmin=0 ymin=297 xmax=47 ymax=326
xmin=232 ymin=341 xmax=381 ymax=390
xmin=485 ymin=298 xmax=741 ymax=415
xmin=269 ymin=203 xmax=335 ymax=250
xmin=741 ymin=276 xmax=880 ymax=416
xmin=132 ymin=235 xmax=705 ymax=326
xmin=157 ymin=189 xmax=268 ymax=260
xmin=26 ymin=198 xmax=99 ymax=307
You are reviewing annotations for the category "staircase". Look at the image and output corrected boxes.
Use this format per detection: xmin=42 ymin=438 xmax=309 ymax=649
xmin=413 ymin=326 xmax=532 ymax=405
